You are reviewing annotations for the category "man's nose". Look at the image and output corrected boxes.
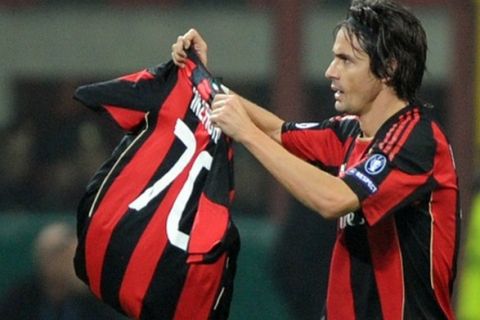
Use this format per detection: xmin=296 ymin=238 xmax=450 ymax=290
xmin=325 ymin=60 xmax=337 ymax=80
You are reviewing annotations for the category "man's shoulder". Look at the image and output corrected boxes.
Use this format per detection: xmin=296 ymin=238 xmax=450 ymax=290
xmin=375 ymin=106 xmax=437 ymax=174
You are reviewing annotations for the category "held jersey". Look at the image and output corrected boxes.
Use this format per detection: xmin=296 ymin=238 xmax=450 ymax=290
xmin=73 ymin=50 xmax=238 ymax=319
xmin=281 ymin=104 xmax=460 ymax=319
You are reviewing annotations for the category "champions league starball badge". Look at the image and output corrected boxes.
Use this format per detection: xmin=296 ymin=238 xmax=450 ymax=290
xmin=364 ymin=154 xmax=387 ymax=175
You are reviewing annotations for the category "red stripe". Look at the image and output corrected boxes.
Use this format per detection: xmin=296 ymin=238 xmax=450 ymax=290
xmin=197 ymin=78 xmax=212 ymax=101
xmin=379 ymin=113 xmax=405 ymax=154
xmin=379 ymin=110 xmax=416 ymax=154
xmin=187 ymin=194 xmax=229 ymax=259
xmin=183 ymin=60 xmax=195 ymax=79
xmin=368 ymin=217 xmax=404 ymax=319
xmin=104 ymin=105 xmax=147 ymax=132
xmin=379 ymin=121 xmax=399 ymax=153
xmin=173 ymin=254 xmax=227 ymax=320
xmin=118 ymin=124 xmax=209 ymax=318
xmin=429 ymin=123 xmax=458 ymax=319
xmin=326 ymin=233 xmax=356 ymax=320
xmin=388 ymin=110 xmax=420 ymax=161
xmin=84 ymin=77 xmax=193 ymax=300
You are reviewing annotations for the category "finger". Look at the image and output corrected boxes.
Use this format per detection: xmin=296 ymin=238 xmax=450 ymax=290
xmin=213 ymin=94 xmax=228 ymax=101
xmin=171 ymin=51 xmax=186 ymax=67
xmin=182 ymin=28 xmax=208 ymax=65
xmin=211 ymin=100 xmax=224 ymax=111
xmin=172 ymin=38 xmax=187 ymax=56
xmin=171 ymin=37 xmax=189 ymax=67
xmin=212 ymin=94 xmax=228 ymax=110
xmin=209 ymin=111 xmax=221 ymax=126
xmin=175 ymin=33 xmax=190 ymax=51
xmin=171 ymin=52 xmax=185 ymax=68
xmin=184 ymin=29 xmax=205 ymax=47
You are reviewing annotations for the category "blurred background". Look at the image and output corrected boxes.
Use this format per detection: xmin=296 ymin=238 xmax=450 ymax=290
xmin=0 ymin=0 xmax=478 ymax=319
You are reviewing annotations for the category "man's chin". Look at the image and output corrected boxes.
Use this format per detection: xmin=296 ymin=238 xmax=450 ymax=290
xmin=334 ymin=102 xmax=345 ymax=113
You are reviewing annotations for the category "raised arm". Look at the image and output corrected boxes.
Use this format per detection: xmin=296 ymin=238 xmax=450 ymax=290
xmin=210 ymin=94 xmax=360 ymax=219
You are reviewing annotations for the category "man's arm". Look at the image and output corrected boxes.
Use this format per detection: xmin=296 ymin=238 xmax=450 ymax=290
xmin=244 ymin=125 xmax=359 ymax=219
xmin=229 ymin=94 xmax=283 ymax=144
xmin=211 ymin=94 xmax=360 ymax=219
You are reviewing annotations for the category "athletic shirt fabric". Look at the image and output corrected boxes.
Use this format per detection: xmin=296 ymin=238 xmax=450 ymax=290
xmin=281 ymin=104 xmax=460 ymax=319
xmin=73 ymin=50 xmax=238 ymax=319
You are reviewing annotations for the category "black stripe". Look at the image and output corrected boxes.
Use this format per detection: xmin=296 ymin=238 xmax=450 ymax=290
xmin=394 ymin=193 xmax=447 ymax=319
xmin=178 ymin=167 xmax=210 ymax=234
xmin=140 ymin=245 xmax=189 ymax=320
xmin=100 ymin=205 xmax=160 ymax=314
xmin=345 ymin=223 xmax=382 ymax=319
xmin=203 ymin=137 xmax=233 ymax=206
xmin=74 ymin=185 xmax=98 ymax=285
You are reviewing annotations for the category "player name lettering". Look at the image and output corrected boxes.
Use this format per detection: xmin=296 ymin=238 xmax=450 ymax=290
xmin=190 ymin=87 xmax=221 ymax=143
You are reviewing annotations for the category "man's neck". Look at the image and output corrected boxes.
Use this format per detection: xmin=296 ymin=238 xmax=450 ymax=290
xmin=358 ymin=91 xmax=408 ymax=138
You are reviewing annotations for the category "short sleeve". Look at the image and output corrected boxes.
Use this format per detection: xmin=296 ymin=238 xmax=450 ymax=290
xmin=281 ymin=116 xmax=360 ymax=172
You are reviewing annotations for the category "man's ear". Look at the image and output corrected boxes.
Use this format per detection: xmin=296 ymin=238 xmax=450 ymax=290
xmin=382 ymin=58 xmax=398 ymax=83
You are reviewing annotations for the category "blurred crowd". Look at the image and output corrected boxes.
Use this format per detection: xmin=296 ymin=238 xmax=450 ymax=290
xmin=0 ymin=79 xmax=119 ymax=213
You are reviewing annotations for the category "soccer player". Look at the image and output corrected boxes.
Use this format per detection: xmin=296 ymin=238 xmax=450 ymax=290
xmin=172 ymin=0 xmax=460 ymax=319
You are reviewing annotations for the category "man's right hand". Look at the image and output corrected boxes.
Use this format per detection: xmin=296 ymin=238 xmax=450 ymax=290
xmin=171 ymin=28 xmax=208 ymax=68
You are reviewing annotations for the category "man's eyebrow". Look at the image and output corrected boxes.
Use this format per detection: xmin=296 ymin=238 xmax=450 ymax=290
xmin=335 ymin=48 xmax=367 ymax=62
xmin=334 ymin=52 xmax=354 ymax=60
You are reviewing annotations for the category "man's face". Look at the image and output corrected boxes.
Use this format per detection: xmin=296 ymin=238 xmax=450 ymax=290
xmin=325 ymin=28 xmax=384 ymax=115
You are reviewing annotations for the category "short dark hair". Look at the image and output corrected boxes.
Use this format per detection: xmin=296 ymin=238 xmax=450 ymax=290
xmin=335 ymin=0 xmax=427 ymax=101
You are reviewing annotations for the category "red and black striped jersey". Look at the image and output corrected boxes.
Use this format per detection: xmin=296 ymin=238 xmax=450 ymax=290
xmin=73 ymin=50 xmax=239 ymax=320
xmin=282 ymin=103 xmax=460 ymax=319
